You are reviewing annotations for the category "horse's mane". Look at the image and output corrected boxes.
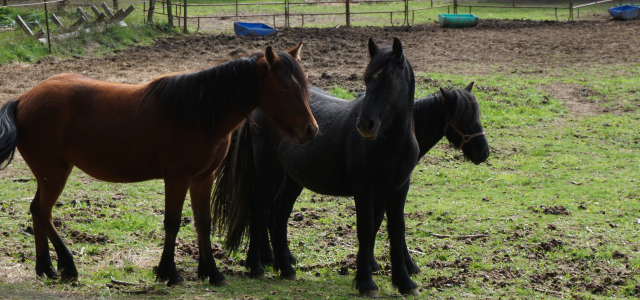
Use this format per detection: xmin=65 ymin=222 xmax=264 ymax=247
xmin=140 ymin=52 xmax=307 ymax=130
xmin=140 ymin=56 xmax=258 ymax=130
xmin=449 ymin=89 xmax=480 ymax=128
xmin=362 ymin=46 xmax=405 ymax=82
xmin=415 ymin=88 xmax=479 ymax=128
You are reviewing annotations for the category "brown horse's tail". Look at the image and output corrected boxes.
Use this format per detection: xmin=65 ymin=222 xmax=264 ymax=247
xmin=0 ymin=100 xmax=19 ymax=170
xmin=212 ymin=121 xmax=255 ymax=252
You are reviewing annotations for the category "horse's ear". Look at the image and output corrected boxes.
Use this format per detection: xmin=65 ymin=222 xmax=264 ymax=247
xmin=440 ymin=88 xmax=455 ymax=101
xmin=464 ymin=82 xmax=475 ymax=92
xmin=368 ymin=38 xmax=379 ymax=57
xmin=288 ymin=42 xmax=303 ymax=61
xmin=392 ymin=37 xmax=403 ymax=60
xmin=265 ymin=46 xmax=277 ymax=69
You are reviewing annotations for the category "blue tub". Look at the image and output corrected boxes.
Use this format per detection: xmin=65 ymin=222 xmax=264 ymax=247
xmin=608 ymin=5 xmax=639 ymax=20
xmin=234 ymin=22 xmax=278 ymax=37
xmin=439 ymin=14 xmax=479 ymax=28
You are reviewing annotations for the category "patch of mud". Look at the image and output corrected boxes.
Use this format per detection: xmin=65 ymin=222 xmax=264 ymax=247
xmin=541 ymin=83 xmax=605 ymax=116
xmin=68 ymin=229 xmax=111 ymax=244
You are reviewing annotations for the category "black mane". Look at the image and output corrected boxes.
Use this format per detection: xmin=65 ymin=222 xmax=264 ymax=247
xmin=447 ymin=88 xmax=480 ymax=128
xmin=362 ymin=46 xmax=405 ymax=82
xmin=416 ymin=88 xmax=479 ymax=129
xmin=140 ymin=52 xmax=306 ymax=131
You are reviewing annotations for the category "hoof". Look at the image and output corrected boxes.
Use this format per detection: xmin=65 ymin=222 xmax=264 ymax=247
xmin=252 ymin=273 xmax=265 ymax=280
xmin=60 ymin=274 xmax=78 ymax=283
xmin=281 ymin=273 xmax=297 ymax=281
xmin=359 ymin=290 xmax=379 ymax=298
xmin=400 ymin=288 xmax=420 ymax=296
xmin=37 ymin=267 xmax=61 ymax=279
xmin=212 ymin=279 xmax=228 ymax=287
xmin=167 ymin=279 xmax=186 ymax=287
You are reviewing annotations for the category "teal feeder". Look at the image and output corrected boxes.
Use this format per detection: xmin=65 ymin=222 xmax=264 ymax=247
xmin=439 ymin=14 xmax=479 ymax=28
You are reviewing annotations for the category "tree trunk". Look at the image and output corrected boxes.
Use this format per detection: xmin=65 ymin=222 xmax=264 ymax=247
xmin=113 ymin=0 xmax=119 ymax=10
xmin=166 ymin=0 xmax=173 ymax=27
xmin=3 ymin=0 xmax=8 ymax=7
xmin=147 ymin=0 xmax=155 ymax=23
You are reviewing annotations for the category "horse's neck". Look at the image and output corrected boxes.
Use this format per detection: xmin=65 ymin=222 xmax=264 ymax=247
xmin=414 ymin=94 xmax=447 ymax=158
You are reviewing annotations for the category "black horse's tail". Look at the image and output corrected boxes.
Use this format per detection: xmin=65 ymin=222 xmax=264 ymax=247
xmin=0 ymin=100 xmax=19 ymax=169
xmin=212 ymin=121 xmax=255 ymax=252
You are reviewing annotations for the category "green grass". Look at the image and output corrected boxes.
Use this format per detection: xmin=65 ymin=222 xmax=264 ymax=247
xmin=0 ymin=59 xmax=638 ymax=299
xmin=0 ymin=4 xmax=176 ymax=65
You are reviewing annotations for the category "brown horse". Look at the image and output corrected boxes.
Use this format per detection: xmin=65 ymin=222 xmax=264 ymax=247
xmin=0 ymin=43 xmax=317 ymax=287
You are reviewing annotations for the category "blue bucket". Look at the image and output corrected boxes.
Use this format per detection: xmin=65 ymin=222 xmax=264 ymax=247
xmin=608 ymin=5 xmax=639 ymax=20
xmin=234 ymin=22 xmax=278 ymax=37
xmin=439 ymin=14 xmax=479 ymax=28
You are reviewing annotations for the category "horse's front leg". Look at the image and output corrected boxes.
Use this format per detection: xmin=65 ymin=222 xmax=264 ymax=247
xmin=270 ymin=173 xmax=304 ymax=280
xmin=386 ymin=181 xmax=419 ymax=295
xmin=371 ymin=197 xmax=420 ymax=275
xmin=189 ymin=173 xmax=227 ymax=286
xmin=369 ymin=196 xmax=385 ymax=272
xmin=155 ymin=173 xmax=190 ymax=287
xmin=354 ymin=194 xmax=378 ymax=297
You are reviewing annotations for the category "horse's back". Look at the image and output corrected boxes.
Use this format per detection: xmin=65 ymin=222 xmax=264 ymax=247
xmin=14 ymin=73 xmax=167 ymax=182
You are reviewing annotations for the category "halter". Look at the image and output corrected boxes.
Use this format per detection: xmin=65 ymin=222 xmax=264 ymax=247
xmin=444 ymin=118 xmax=485 ymax=151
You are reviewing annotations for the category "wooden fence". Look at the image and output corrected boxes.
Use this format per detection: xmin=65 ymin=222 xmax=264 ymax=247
xmin=143 ymin=0 xmax=637 ymax=32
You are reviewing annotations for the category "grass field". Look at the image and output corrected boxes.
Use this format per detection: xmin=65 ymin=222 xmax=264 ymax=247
xmin=0 ymin=56 xmax=638 ymax=298
xmin=0 ymin=1 xmax=639 ymax=299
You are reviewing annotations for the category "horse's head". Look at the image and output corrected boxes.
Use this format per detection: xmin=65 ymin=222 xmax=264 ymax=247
xmin=356 ymin=38 xmax=415 ymax=140
xmin=256 ymin=43 xmax=318 ymax=144
xmin=440 ymin=82 xmax=490 ymax=165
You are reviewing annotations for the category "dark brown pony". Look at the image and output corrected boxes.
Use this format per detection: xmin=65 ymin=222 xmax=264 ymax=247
xmin=0 ymin=43 xmax=317 ymax=287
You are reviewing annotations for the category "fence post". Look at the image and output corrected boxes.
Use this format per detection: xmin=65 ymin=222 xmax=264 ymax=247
xmin=147 ymin=0 xmax=155 ymax=22
xmin=2 ymin=0 xmax=7 ymax=7
xmin=404 ymin=0 xmax=408 ymax=25
xmin=453 ymin=0 xmax=457 ymax=14
xmin=113 ymin=0 xmax=119 ymax=10
xmin=570 ymin=0 xmax=573 ymax=21
xmin=235 ymin=0 xmax=238 ymax=16
xmin=183 ymin=0 xmax=187 ymax=33
xmin=346 ymin=0 xmax=350 ymax=27
xmin=285 ymin=0 xmax=289 ymax=28
xmin=44 ymin=0 xmax=51 ymax=53
xmin=167 ymin=0 xmax=174 ymax=26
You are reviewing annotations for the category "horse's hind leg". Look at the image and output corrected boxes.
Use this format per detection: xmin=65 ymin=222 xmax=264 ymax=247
xmin=155 ymin=173 xmax=190 ymax=287
xmin=30 ymin=189 xmax=59 ymax=279
xmin=189 ymin=173 xmax=227 ymax=286
xmin=259 ymin=219 xmax=274 ymax=267
xmin=32 ymin=164 xmax=77 ymax=281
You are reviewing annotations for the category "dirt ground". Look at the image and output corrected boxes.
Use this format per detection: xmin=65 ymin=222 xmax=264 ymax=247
xmin=0 ymin=18 xmax=639 ymax=109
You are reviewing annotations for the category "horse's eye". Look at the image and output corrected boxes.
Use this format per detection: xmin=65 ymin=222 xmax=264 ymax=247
xmin=281 ymin=84 xmax=289 ymax=90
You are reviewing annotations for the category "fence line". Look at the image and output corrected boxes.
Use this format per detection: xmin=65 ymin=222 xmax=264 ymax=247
xmin=144 ymin=0 xmax=638 ymax=32
xmin=1 ymin=0 xmax=147 ymax=54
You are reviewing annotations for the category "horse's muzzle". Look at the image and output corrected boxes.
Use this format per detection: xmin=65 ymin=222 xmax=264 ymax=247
xmin=356 ymin=117 xmax=380 ymax=140
xmin=294 ymin=123 xmax=318 ymax=144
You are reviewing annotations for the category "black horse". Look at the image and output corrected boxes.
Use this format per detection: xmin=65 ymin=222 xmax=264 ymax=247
xmin=264 ymin=82 xmax=490 ymax=283
xmin=213 ymin=38 xmax=420 ymax=297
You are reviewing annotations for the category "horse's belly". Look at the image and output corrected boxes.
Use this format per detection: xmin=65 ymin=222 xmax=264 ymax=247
xmin=291 ymin=171 xmax=353 ymax=196
xmin=280 ymin=154 xmax=353 ymax=196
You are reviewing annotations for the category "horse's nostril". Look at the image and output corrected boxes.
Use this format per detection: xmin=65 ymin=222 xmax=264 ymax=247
xmin=306 ymin=124 xmax=317 ymax=138
xmin=365 ymin=119 xmax=375 ymax=131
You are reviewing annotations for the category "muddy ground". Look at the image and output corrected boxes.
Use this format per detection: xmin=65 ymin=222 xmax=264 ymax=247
xmin=1 ymin=18 xmax=638 ymax=107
